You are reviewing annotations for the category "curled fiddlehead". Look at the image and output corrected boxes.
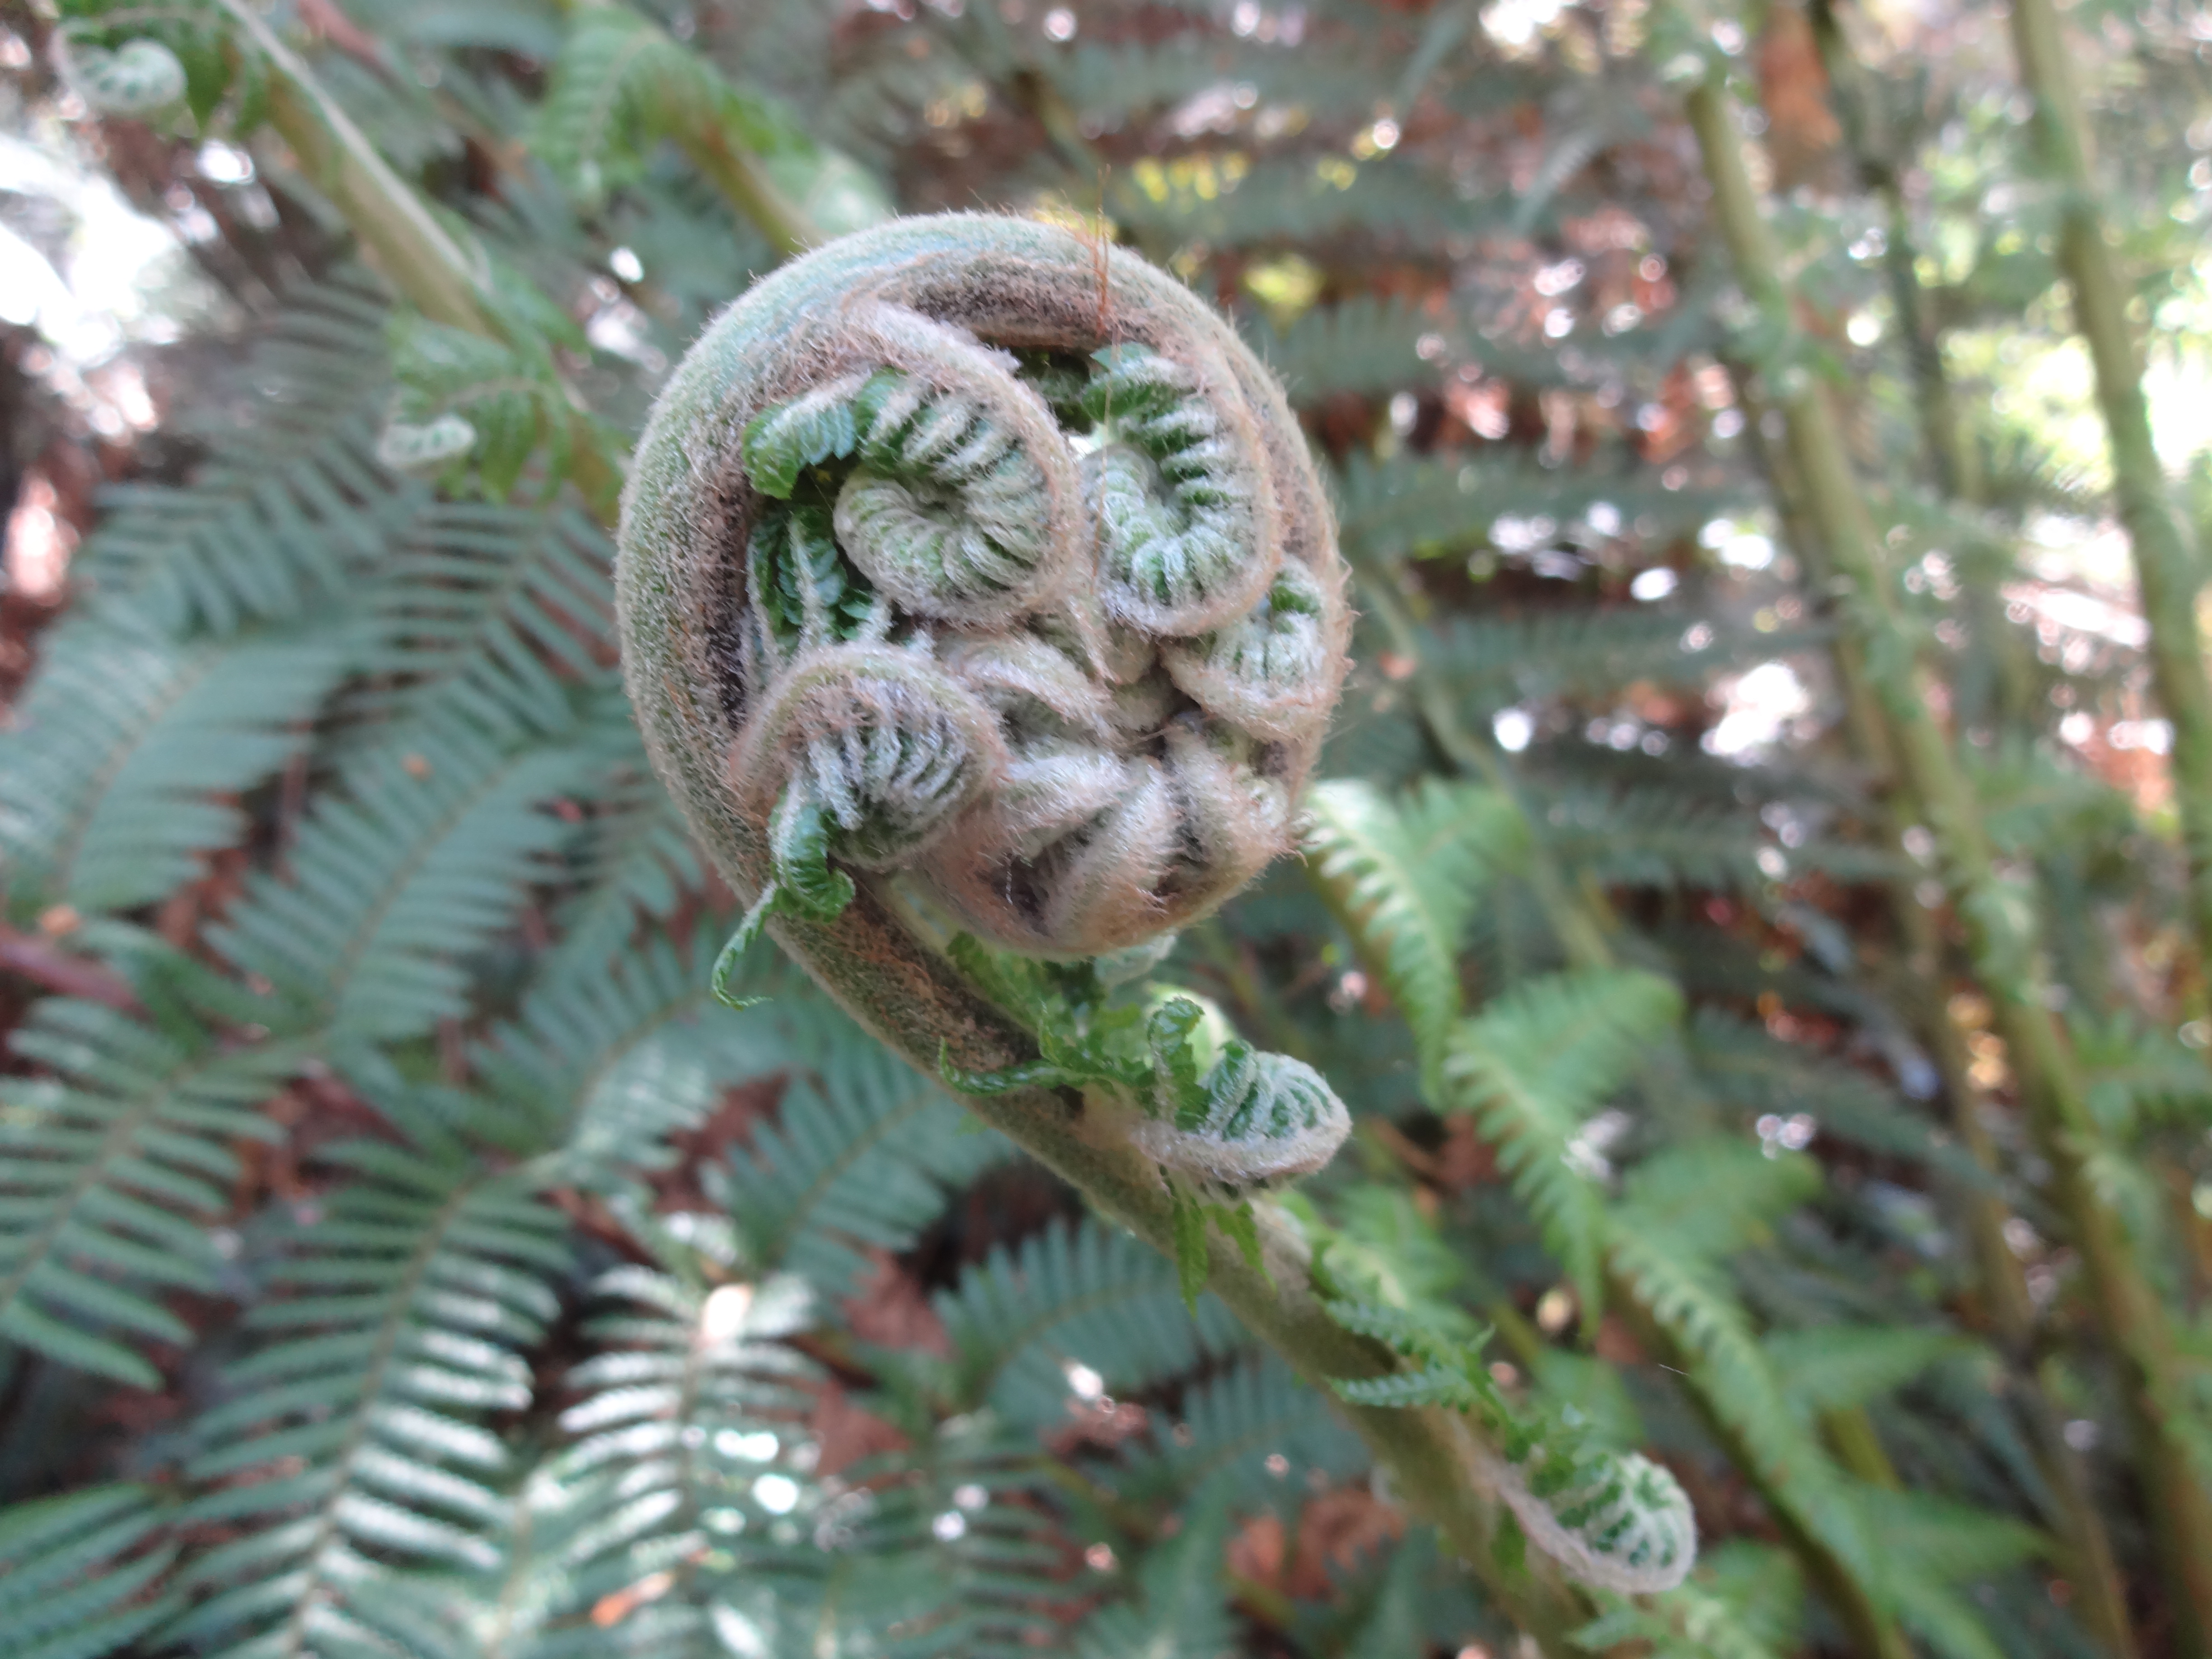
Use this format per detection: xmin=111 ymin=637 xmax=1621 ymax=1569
xmin=1326 ymin=1300 xmax=1697 ymax=1596
xmin=618 ymin=215 xmax=1349 ymax=966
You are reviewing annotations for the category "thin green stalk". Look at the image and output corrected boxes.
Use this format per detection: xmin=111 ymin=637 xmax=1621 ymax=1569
xmin=1685 ymin=75 xmax=2212 ymax=1650
xmin=2006 ymin=0 xmax=2212 ymax=984
xmin=1766 ymin=15 xmax=2143 ymax=1648
xmin=1355 ymin=573 xmax=1911 ymax=1659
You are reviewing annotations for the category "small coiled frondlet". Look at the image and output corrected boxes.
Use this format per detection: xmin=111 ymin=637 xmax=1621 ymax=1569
xmin=619 ymin=215 xmax=1350 ymax=962
xmin=1486 ymin=1445 xmax=1697 ymax=1597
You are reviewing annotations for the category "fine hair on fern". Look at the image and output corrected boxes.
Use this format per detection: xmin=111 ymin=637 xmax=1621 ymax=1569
xmin=617 ymin=213 xmax=1350 ymax=963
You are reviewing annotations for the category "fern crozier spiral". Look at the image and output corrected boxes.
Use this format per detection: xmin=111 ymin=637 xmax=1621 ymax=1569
xmin=618 ymin=215 xmax=1349 ymax=967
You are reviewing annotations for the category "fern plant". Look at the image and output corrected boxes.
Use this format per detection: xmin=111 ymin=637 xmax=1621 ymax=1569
xmin=3 ymin=0 xmax=2207 ymax=1654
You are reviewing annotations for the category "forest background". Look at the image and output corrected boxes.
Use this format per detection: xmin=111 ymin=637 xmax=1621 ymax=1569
xmin=1 ymin=0 xmax=2211 ymax=1655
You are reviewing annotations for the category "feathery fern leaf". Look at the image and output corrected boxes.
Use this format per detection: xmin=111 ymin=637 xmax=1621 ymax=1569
xmin=174 ymin=1139 xmax=571 ymax=1659
xmin=1303 ymin=777 xmax=1527 ymax=1094
xmin=74 ymin=274 xmax=417 ymax=634
xmin=0 ymin=609 xmax=356 ymax=918
xmin=935 ymin=1218 xmax=1243 ymax=1425
xmin=1443 ymin=967 xmax=1681 ymax=1313
xmin=210 ymin=714 xmax=602 ymax=1045
xmin=0 ymin=996 xmax=297 ymax=1386
xmin=1122 ymin=1356 xmax=1367 ymax=1510
xmin=1069 ymin=1495 xmax=1237 ymax=1659
xmin=709 ymin=1032 xmax=1009 ymax=1295
xmin=1763 ymin=1326 xmax=1971 ymax=1420
xmin=477 ymin=919 xmax=791 ymax=1174
xmin=520 ymin=1264 xmax=817 ymax=1652
xmin=360 ymin=501 xmax=616 ymax=741
xmin=0 ymin=1484 xmax=179 ymax=1659
xmin=1247 ymin=295 xmax=1440 ymax=403
xmin=1336 ymin=452 xmax=1727 ymax=568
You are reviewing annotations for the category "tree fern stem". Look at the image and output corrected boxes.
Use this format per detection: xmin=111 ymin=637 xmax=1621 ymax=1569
xmin=1686 ymin=77 xmax=2212 ymax=1650
xmin=1353 ymin=573 xmax=1911 ymax=1659
xmin=1758 ymin=18 xmax=2143 ymax=1649
xmin=790 ymin=909 xmax=1600 ymax=1656
xmin=2005 ymin=0 xmax=2212 ymax=982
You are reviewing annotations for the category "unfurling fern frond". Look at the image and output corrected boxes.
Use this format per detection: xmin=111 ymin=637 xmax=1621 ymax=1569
xmin=1326 ymin=1298 xmax=1696 ymax=1595
xmin=0 ymin=996 xmax=296 ymax=1386
xmin=943 ymin=985 xmax=1351 ymax=1200
xmin=1444 ymin=967 xmax=1682 ymax=1314
xmin=54 ymin=31 xmax=185 ymax=115
xmin=619 ymin=213 xmax=1348 ymax=973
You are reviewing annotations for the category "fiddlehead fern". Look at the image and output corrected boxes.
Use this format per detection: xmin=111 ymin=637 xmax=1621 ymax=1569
xmin=618 ymin=215 xmax=1349 ymax=966
xmin=1326 ymin=1300 xmax=1697 ymax=1595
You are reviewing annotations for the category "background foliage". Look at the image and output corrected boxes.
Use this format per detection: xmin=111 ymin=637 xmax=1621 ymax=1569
xmin=1 ymin=0 xmax=2210 ymax=1654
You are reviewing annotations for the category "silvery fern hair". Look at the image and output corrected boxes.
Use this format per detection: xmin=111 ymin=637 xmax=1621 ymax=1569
xmin=616 ymin=214 xmax=1350 ymax=967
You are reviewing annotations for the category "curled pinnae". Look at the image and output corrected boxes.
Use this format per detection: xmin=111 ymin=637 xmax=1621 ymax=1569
xmin=619 ymin=214 xmax=1351 ymax=965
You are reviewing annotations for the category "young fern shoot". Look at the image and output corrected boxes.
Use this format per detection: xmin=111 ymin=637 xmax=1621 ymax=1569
xmin=616 ymin=214 xmax=1689 ymax=1618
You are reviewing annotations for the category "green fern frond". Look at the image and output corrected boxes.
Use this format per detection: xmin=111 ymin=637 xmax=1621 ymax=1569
xmin=1247 ymin=295 xmax=1441 ymax=404
xmin=2072 ymin=1008 xmax=2212 ymax=1132
xmin=477 ymin=919 xmax=792 ymax=1172
xmin=1612 ymin=1135 xmax=1821 ymax=1265
xmin=1303 ymin=777 xmax=1527 ymax=1093
xmin=1866 ymin=1489 xmax=2047 ymax=1659
xmin=0 ymin=996 xmax=298 ymax=1386
xmin=387 ymin=314 xmax=584 ymax=501
xmin=0 ymin=608 xmax=357 ymax=918
xmin=1335 ymin=453 xmax=1727 ymax=569
xmin=1069 ymin=1495 xmax=1237 ymax=1659
xmin=708 ymin=1033 xmax=1008 ymax=1294
xmin=1542 ymin=783 xmax=1904 ymax=894
xmin=1048 ymin=39 xmax=1388 ymax=127
xmin=360 ymin=501 xmax=616 ymax=741
xmin=1444 ymin=967 xmax=1682 ymax=1313
xmin=1762 ymin=1326 xmax=1971 ymax=1419
xmin=1606 ymin=1223 xmax=1885 ymax=1609
xmin=1117 ymin=156 xmax=1516 ymax=248
xmin=0 ymin=1484 xmax=179 ymax=1659
xmin=539 ymin=784 xmax=710 ymax=988
xmin=815 ymin=1415 xmax=1079 ymax=1656
xmin=1684 ymin=1009 xmax=1993 ymax=1182
xmin=173 ymin=1143 xmax=571 ymax=1658
xmin=935 ymin=1218 xmax=1242 ymax=1425
xmin=526 ymin=1265 xmax=818 ymax=1643
xmin=537 ymin=5 xmax=732 ymax=201
xmin=75 ymin=273 xmax=417 ymax=633
xmin=210 ymin=713 xmax=602 ymax=1045
xmin=1123 ymin=1357 xmax=1368 ymax=1510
